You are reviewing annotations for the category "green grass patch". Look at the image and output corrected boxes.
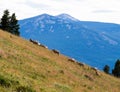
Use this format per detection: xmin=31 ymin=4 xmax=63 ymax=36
xmin=41 ymin=57 xmax=49 ymax=62
xmin=0 ymin=75 xmax=11 ymax=87
xmin=0 ymin=75 xmax=19 ymax=88
xmin=54 ymin=83 xmax=72 ymax=92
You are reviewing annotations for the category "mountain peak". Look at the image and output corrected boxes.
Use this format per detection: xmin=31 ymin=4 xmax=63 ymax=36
xmin=40 ymin=13 xmax=51 ymax=16
xmin=37 ymin=13 xmax=54 ymax=18
xmin=56 ymin=13 xmax=79 ymax=21
xmin=31 ymin=13 xmax=55 ymax=21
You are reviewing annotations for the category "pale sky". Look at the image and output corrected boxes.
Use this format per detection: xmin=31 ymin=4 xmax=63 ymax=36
xmin=0 ymin=0 xmax=120 ymax=24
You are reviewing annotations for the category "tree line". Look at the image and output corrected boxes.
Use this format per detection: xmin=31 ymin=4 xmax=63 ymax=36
xmin=103 ymin=59 xmax=120 ymax=78
xmin=0 ymin=9 xmax=20 ymax=36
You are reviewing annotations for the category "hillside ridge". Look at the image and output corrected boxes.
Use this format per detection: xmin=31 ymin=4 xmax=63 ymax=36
xmin=0 ymin=30 xmax=120 ymax=92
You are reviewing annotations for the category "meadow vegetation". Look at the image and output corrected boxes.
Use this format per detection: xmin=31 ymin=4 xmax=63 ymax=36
xmin=0 ymin=30 xmax=120 ymax=92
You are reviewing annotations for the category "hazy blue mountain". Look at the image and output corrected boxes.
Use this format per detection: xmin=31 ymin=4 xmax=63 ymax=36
xmin=19 ymin=13 xmax=120 ymax=70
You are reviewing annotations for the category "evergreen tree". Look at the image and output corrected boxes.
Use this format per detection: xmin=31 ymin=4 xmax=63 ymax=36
xmin=103 ymin=65 xmax=110 ymax=74
xmin=0 ymin=10 xmax=10 ymax=32
xmin=112 ymin=59 xmax=120 ymax=77
xmin=0 ymin=9 xmax=20 ymax=36
xmin=9 ymin=13 xmax=20 ymax=36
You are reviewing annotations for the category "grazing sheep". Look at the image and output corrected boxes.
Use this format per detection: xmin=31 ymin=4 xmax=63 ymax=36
xmin=29 ymin=38 xmax=33 ymax=42
xmin=91 ymin=67 xmax=101 ymax=76
xmin=39 ymin=44 xmax=48 ymax=49
xmin=96 ymin=71 xmax=101 ymax=76
xmin=77 ymin=62 xmax=85 ymax=67
xmin=68 ymin=58 xmax=76 ymax=63
xmin=52 ymin=49 xmax=59 ymax=55
xmin=29 ymin=39 xmax=38 ymax=45
xmin=29 ymin=39 xmax=48 ymax=49
xmin=91 ymin=67 xmax=98 ymax=71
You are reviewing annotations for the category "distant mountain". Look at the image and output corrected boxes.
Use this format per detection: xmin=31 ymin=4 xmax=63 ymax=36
xmin=19 ymin=13 xmax=120 ymax=70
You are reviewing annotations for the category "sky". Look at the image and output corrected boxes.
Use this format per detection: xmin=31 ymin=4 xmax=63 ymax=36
xmin=0 ymin=0 xmax=120 ymax=24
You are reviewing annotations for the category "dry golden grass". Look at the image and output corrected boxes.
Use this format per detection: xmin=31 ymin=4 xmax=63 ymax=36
xmin=0 ymin=29 xmax=120 ymax=92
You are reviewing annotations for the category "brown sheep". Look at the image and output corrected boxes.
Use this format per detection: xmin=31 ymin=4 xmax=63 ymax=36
xmin=77 ymin=62 xmax=85 ymax=67
xmin=39 ymin=44 xmax=48 ymax=49
xmin=29 ymin=39 xmax=38 ymax=45
xmin=68 ymin=58 xmax=76 ymax=63
xmin=52 ymin=49 xmax=59 ymax=55
xmin=29 ymin=38 xmax=33 ymax=42
xmin=96 ymin=71 xmax=101 ymax=76
xmin=91 ymin=67 xmax=98 ymax=71
xmin=29 ymin=39 xmax=48 ymax=49
xmin=91 ymin=67 xmax=101 ymax=76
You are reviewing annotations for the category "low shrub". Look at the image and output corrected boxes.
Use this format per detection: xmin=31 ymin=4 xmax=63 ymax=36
xmin=0 ymin=75 xmax=11 ymax=87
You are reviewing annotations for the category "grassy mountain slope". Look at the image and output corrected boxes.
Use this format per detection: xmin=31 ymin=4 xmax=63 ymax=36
xmin=0 ymin=30 xmax=120 ymax=92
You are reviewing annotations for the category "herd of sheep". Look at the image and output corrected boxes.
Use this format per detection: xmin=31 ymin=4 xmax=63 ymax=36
xmin=29 ymin=39 xmax=100 ymax=77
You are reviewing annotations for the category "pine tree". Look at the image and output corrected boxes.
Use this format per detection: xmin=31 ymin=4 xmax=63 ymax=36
xmin=112 ymin=59 xmax=120 ymax=77
xmin=0 ymin=10 xmax=10 ymax=32
xmin=9 ymin=13 xmax=20 ymax=36
xmin=0 ymin=9 xmax=20 ymax=36
xmin=103 ymin=65 xmax=110 ymax=74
